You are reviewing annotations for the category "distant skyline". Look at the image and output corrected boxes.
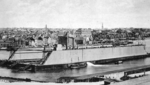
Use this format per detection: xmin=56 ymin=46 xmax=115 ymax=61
xmin=0 ymin=0 xmax=150 ymax=28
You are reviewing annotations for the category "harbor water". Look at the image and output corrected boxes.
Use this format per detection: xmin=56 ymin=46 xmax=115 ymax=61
xmin=0 ymin=54 xmax=150 ymax=82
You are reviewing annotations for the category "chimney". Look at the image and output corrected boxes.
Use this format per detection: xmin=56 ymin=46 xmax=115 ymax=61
xmin=102 ymin=23 xmax=104 ymax=30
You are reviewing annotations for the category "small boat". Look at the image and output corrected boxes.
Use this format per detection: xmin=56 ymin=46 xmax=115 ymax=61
xmin=114 ymin=61 xmax=123 ymax=64
xmin=68 ymin=62 xmax=87 ymax=69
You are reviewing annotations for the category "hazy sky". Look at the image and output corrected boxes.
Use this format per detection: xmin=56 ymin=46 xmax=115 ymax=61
xmin=0 ymin=0 xmax=150 ymax=28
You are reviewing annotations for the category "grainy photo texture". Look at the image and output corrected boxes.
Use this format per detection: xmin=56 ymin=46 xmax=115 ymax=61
xmin=0 ymin=0 xmax=150 ymax=85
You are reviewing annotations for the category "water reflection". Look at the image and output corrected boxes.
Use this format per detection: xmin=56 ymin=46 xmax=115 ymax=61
xmin=0 ymin=57 xmax=150 ymax=82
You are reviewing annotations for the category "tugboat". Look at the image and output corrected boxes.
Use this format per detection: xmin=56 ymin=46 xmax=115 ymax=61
xmin=68 ymin=62 xmax=87 ymax=69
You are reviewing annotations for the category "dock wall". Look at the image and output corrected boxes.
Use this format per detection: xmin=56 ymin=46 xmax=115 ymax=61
xmin=44 ymin=45 xmax=147 ymax=65
xmin=10 ymin=51 xmax=43 ymax=60
xmin=144 ymin=39 xmax=150 ymax=53
xmin=0 ymin=51 xmax=10 ymax=60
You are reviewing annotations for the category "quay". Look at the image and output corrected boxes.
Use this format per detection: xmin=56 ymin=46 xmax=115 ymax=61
xmin=0 ymin=76 xmax=48 ymax=83
xmin=111 ymin=74 xmax=150 ymax=85
xmin=56 ymin=64 xmax=150 ymax=83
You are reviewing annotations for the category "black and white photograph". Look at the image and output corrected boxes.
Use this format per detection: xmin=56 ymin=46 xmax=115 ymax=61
xmin=0 ymin=0 xmax=150 ymax=85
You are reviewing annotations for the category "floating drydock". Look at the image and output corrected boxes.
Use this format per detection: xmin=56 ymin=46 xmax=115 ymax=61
xmin=43 ymin=45 xmax=147 ymax=65
xmin=35 ymin=39 xmax=150 ymax=71
xmin=43 ymin=38 xmax=150 ymax=65
xmin=0 ymin=39 xmax=150 ymax=71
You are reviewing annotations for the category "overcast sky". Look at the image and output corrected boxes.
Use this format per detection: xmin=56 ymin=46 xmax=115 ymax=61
xmin=0 ymin=0 xmax=150 ymax=28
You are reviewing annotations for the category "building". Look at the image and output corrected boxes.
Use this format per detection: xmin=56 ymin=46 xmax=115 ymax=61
xmin=75 ymin=28 xmax=92 ymax=38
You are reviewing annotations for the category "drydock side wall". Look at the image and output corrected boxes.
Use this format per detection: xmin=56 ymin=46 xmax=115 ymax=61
xmin=44 ymin=45 xmax=147 ymax=65
xmin=144 ymin=39 xmax=150 ymax=53
xmin=10 ymin=51 xmax=43 ymax=60
xmin=0 ymin=51 xmax=10 ymax=60
xmin=2 ymin=39 xmax=149 ymax=61
xmin=133 ymin=39 xmax=150 ymax=53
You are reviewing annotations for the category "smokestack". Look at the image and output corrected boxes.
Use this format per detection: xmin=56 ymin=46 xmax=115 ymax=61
xmin=45 ymin=24 xmax=47 ymax=29
xmin=102 ymin=23 xmax=104 ymax=30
